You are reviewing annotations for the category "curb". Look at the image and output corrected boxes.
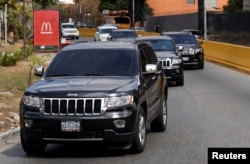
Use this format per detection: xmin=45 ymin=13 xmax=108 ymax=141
xmin=0 ymin=127 xmax=20 ymax=145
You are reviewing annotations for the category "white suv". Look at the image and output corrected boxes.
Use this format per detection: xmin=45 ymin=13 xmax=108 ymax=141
xmin=94 ymin=25 xmax=118 ymax=41
xmin=61 ymin=23 xmax=79 ymax=40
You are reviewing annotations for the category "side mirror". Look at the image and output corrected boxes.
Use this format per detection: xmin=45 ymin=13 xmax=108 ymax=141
xmin=145 ymin=64 xmax=158 ymax=73
xmin=34 ymin=66 xmax=44 ymax=77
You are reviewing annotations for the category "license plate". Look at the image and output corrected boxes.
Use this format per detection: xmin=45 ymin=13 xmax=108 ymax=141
xmin=61 ymin=121 xmax=80 ymax=132
xmin=182 ymin=57 xmax=189 ymax=61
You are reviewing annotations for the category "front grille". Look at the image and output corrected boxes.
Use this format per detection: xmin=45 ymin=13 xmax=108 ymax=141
xmin=159 ymin=58 xmax=172 ymax=67
xmin=41 ymin=98 xmax=106 ymax=116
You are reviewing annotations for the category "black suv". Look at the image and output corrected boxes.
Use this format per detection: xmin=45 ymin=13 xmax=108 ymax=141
xmin=20 ymin=42 xmax=168 ymax=154
xmin=107 ymin=29 xmax=138 ymax=42
xmin=135 ymin=36 xmax=184 ymax=86
xmin=162 ymin=31 xmax=204 ymax=69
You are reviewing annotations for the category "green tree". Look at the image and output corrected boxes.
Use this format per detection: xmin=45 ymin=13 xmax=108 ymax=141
xmin=33 ymin=0 xmax=59 ymax=9
xmin=0 ymin=0 xmax=32 ymax=40
xmin=223 ymin=0 xmax=243 ymax=12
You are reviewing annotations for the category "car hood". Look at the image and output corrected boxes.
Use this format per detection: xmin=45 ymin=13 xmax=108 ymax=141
xmin=27 ymin=76 xmax=138 ymax=96
xmin=155 ymin=51 xmax=178 ymax=58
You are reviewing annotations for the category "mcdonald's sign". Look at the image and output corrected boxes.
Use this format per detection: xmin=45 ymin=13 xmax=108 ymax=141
xmin=33 ymin=10 xmax=61 ymax=52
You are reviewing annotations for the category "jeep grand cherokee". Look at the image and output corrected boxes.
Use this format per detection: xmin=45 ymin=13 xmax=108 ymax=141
xmin=135 ymin=36 xmax=184 ymax=86
xmin=20 ymin=42 xmax=168 ymax=154
xmin=162 ymin=31 xmax=204 ymax=69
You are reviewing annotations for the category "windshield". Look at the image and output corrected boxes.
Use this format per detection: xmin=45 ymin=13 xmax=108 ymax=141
xmin=144 ymin=40 xmax=176 ymax=51
xmin=167 ymin=34 xmax=197 ymax=44
xmin=100 ymin=28 xmax=115 ymax=34
xmin=62 ymin=24 xmax=76 ymax=28
xmin=46 ymin=49 xmax=138 ymax=77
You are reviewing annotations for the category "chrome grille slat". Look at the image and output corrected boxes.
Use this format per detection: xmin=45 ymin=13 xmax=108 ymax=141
xmin=42 ymin=98 xmax=106 ymax=116
xmin=158 ymin=58 xmax=172 ymax=67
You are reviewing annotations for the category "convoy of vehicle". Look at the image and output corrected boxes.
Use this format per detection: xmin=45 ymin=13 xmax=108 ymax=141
xmin=20 ymin=19 xmax=205 ymax=155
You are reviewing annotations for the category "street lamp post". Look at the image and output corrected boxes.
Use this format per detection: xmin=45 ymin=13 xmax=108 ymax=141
xmin=132 ymin=0 xmax=134 ymax=28
xmin=204 ymin=3 xmax=207 ymax=40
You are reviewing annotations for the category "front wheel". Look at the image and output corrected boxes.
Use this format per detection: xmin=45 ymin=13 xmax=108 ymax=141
xmin=130 ymin=107 xmax=146 ymax=153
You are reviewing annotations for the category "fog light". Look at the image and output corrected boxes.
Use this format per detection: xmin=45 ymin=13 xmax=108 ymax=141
xmin=113 ymin=120 xmax=126 ymax=128
xmin=176 ymin=69 xmax=180 ymax=73
xmin=24 ymin=119 xmax=33 ymax=128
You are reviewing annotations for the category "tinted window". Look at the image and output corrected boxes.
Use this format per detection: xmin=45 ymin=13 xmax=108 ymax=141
xmin=167 ymin=34 xmax=197 ymax=44
xmin=62 ymin=24 xmax=76 ymax=28
xmin=100 ymin=29 xmax=114 ymax=34
xmin=112 ymin=31 xmax=137 ymax=38
xmin=143 ymin=40 xmax=176 ymax=51
xmin=46 ymin=49 xmax=138 ymax=77
xmin=141 ymin=47 xmax=158 ymax=64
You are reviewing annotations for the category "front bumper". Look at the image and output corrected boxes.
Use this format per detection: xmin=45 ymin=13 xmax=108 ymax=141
xmin=164 ymin=68 xmax=183 ymax=82
xmin=62 ymin=33 xmax=79 ymax=38
xmin=182 ymin=54 xmax=204 ymax=67
xmin=20 ymin=105 xmax=137 ymax=146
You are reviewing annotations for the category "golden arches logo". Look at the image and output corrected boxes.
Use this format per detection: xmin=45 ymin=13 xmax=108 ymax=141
xmin=41 ymin=22 xmax=52 ymax=34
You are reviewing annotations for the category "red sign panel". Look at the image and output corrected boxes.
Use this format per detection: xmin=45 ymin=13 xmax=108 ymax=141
xmin=33 ymin=10 xmax=60 ymax=52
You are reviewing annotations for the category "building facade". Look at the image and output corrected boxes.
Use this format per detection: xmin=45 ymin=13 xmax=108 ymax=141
xmin=146 ymin=0 xmax=228 ymax=16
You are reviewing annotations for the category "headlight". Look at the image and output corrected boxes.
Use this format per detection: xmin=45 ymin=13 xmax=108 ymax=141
xmin=188 ymin=48 xmax=195 ymax=55
xmin=22 ymin=95 xmax=42 ymax=108
xmin=172 ymin=58 xmax=182 ymax=64
xmin=107 ymin=95 xmax=134 ymax=108
xmin=195 ymin=48 xmax=203 ymax=53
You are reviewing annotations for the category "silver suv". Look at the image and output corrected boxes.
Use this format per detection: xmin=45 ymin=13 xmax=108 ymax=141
xmin=61 ymin=23 xmax=79 ymax=40
xmin=94 ymin=25 xmax=118 ymax=41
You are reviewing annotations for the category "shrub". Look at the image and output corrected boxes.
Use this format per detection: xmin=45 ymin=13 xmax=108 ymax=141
xmin=0 ymin=52 xmax=19 ymax=66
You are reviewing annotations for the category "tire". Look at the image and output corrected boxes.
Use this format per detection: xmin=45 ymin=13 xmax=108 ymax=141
xmin=177 ymin=73 xmax=184 ymax=86
xmin=130 ymin=107 xmax=147 ymax=153
xmin=150 ymin=94 xmax=167 ymax=132
xmin=21 ymin=134 xmax=46 ymax=155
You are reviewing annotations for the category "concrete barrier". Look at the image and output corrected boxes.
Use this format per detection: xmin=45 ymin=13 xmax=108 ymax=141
xmin=202 ymin=40 xmax=250 ymax=74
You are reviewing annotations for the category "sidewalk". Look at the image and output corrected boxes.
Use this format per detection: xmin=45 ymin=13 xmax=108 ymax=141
xmin=0 ymin=127 xmax=20 ymax=146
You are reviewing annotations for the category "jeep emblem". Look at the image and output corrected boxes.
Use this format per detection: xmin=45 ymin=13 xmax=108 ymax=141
xmin=67 ymin=93 xmax=79 ymax=97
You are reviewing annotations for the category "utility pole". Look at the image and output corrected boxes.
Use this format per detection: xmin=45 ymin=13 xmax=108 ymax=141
xmin=4 ymin=0 xmax=7 ymax=46
xmin=198 ymin=0 xmax=204 ymax=38
xmin=23 ymin=0 xmax=27 ymax=59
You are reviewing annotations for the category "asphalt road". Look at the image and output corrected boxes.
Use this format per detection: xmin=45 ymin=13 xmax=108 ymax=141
xmin=0 ymin=61 xmax=250 ymax=164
